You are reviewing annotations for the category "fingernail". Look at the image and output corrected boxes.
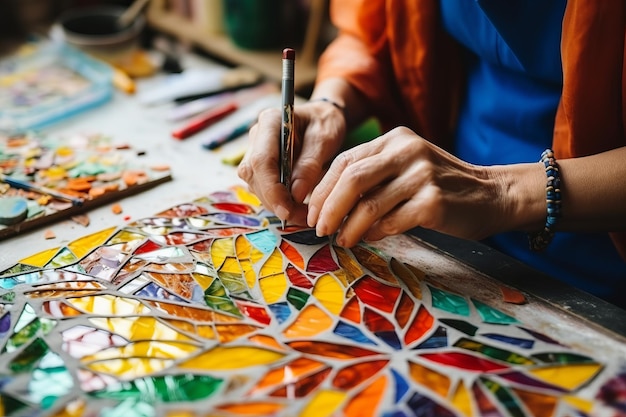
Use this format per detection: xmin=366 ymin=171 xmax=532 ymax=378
xmin=316 ymin=221 xmax=327 ymax=237
xmin=307 ymin=205 xmax=319 ymax=228
xmin=291 ymin=179 xmax=307 ymax=203
xmin=274 ymin=205 xmax=289 ymax=221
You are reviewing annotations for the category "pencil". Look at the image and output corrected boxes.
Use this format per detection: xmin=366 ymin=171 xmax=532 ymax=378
xmin=0 ymin=173 xmax=84 ymax=206
xmin=202 ymin=119 xmax=254 ymax=150
xmin=280 ymin=48 xmax=295 ymax=229
xmin=171 ymin=101 xmax=238 ymax=140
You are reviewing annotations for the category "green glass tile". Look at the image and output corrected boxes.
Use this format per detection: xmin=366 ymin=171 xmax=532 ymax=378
xmin=45 ymin=247 xmax=78 ymax=269
xmin=480 ymin=377 xmax=526 ymax=417
xmin=102 ymin=399 xmax=155 ymax=417
xmin=439 ymin=319 xmax=478 ymax=336
xmin=0 ymin=392 xmax=30 ymax=416
xmin=0 ymin=264 xmax=39 ymax=277
xmin=429 ymin=286 xmax=470 ymax=316
xmin=1 ymin=292 xmax=15 ymax=302
xmin=218 ymin=271 xmax=248 ymax=295
xmin=28 ymin=353 xmax=73 ymax=409
xmin=9 ymin=337 xmax=49 ymax=372
xmin=287 ymin=287 xmax=310 ymax=310
xmin=91 ymin=374 xmax=224 ymax=402
xmin=454 ymin=338 xmax=534 ymax=365
xmin=472 ymin=299 xmax=518 ymax=324
xmin=531 ymin=352 xmax=594 ymax=364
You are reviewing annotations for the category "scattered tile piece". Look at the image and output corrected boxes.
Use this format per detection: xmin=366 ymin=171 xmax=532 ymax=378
xmin=150 ymin=164 xmax=171 ymax=172
xmin=123 ymin=215 xmax=131 ymax=221
xmin=111 ymin=203 xmax=123 ymax=214
xmin=71 ymin=214 xmax=90 ymax=227
xmin=500 ymin=285 xmax=527 ymax=305
xmin=43 ymin=229 xmax=56 ymax=239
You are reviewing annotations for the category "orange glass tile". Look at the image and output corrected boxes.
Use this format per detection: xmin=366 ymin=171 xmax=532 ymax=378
xmin=299 ymin=389 xmax=346 ymax=417
xmin=191 ymin=272 xmax=214 ymax=291
xmin=216 ymin=401 xmax=284 ymax=415
xmin=215 ymin=323 xmax=259 ymax=343
xmin=68 ymin=227 xmax=117 ymax=259
xmin=390 ymin=258 xmax=423 ymax=300
xmin=333 ymin=359 xmax=389 ymax=390
xmin=280 ymin=240 xmax=305 ymax=270
xmin=404 ymin=305 xmax=434 ymax=345
xmin=252 ymin=357 xmax=327 ymax=393
xmin=283 ymin=304 xmax=333 ymax=338
xmin=179 ymin=346 xmax=285 ymax=370
xmin=145 ymin=272 xmax=200 ymax=300
xmin=148 ymin=301 xmax=215 ymax=322
xmin=353 ymin=275 xmax=401 ymax=313
xmin=248 ymin=334 xmax=284 ymax=350
xmin=271 ymin=368 xmax=332 ymax=398
xmin=48 ymin=398 xmax=85 ymax=417
xmin=395 ymin=292 xmax=414 ymax=329
xmin=334 ymin=247 xmax=364 ymax=284
xmin=408 ymin=361 xmax=451 ymax=398
xmin=42 ymin=301 xmax=82 ymax=318
xmin=312 ymin=273 xmax=345 ymax=315
xmin=343 ymin=374 xmax=387 ymax=417
xmin=350 ymin=246 xmax=397 ymax=285
xmin=562 ymin=395 xmax=594 ymax=414
xmin=512 ymin=388 xmax=558 ymax=417
xmin=340 ymin=297 xmax=362 ymax=323
xmin=287 ymin=341 xmax=380 ymax=359
xmin=162 ymin=318 xmax=216 ymax=339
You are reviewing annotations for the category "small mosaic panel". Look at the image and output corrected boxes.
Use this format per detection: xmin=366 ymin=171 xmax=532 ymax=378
xmin=0 ymin=186 xmax=625 ymax=417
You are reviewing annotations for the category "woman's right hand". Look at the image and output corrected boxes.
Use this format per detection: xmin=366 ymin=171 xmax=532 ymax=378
xmin=237 ymin=98 xmax=347 ymax=226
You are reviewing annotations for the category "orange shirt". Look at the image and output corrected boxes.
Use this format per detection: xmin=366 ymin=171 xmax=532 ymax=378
xmin=316 ymin=0 xmax=626 ymax=258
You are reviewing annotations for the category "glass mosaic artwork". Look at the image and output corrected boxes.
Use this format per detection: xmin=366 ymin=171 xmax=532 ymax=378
xmin=0 ymin=132 xmax=171 ymax=239
xmin=1 ymin=186 xmax=625 ymax=417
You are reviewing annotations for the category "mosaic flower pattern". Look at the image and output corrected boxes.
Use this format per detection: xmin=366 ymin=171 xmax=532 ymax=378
xmin=0 ymin=186 xmax=625 ymax=417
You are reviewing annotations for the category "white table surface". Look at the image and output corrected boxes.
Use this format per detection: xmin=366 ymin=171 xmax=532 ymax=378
xmin=0 ymin=52 xmax=280 ymax=271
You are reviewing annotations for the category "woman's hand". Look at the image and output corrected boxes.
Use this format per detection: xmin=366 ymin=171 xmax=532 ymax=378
xmin=238 ymin=99 xmax=347 ymax=225
xmin=306 ymin=126 xmax=546 ymax=247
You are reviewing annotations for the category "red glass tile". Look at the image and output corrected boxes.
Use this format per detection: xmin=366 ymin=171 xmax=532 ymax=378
xmin=421 ymin=352 xmax=510 ymax=372
xmin=234 ymin=300 xmax=271 ymax=325
xmin=271 ymin=368 xmax=331 ymax=398
xmin=287 ymin=341 xmax=381 ymax=359
xmin=363 ymin=308 xmax=394 ymax=333
xmin=212 ymin=202 xmax=254 ymax=214
xmin=353 ymin=275 xmax=401 ymax=313
xmin=307 ymin=245 xmax=339 ymax=274
xmin=333 ymin=359 xmax=389 ymax=389
xmin=395 ymin=292 xmax=414 ymax=329
xmin=340 ymin=297 xmax=361 ymax=323
xmin=134 ymin=240 xmax=163 ymax=255
xmin=281 ymin=241 xmax=305 ymax=270
xmin=286 ymin=265 xmax=313 ymax=289
xmin=404 ymin=305 xmax=433 ymax=345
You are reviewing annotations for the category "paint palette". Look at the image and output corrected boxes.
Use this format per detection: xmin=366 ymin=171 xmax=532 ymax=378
xmin=0 ymin=40 xmax=113 ymax=134
xmin=0 ymin=185 xmax=624 ymax=416
xmin=0 ymin=132 xmax=171 ymax=239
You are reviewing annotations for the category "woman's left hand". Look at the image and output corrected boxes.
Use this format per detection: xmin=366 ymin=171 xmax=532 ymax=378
xmin=306 ymin=126 xmax=545 ymax=247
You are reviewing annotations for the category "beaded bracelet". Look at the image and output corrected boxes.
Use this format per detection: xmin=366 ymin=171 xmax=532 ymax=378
xmin=309 ymin=97 xmax=347 ymax=120
xmin=528 ymin=148 xmax=562 ymax=251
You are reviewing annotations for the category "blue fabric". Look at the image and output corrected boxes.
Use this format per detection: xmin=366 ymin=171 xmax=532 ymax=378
xmin=440 ymin=0 xmax=626 ymax=308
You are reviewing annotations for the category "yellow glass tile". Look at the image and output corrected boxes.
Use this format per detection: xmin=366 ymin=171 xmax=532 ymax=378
xmin=451 ymin=381 xmax=474 ymax=416
xmin=235 ymin=235 xmax=252 ymax=258
xmin=299 ymin=389 xmax=346 ymax=417
xmin=68 ymin=227 xmax=117 ymax=259
xmin=219 ymin=257 xmax=241 ymax=275
xmin=391 ymin=259 xmax=423 ymax=300
xmin=109 ymin=230 xmax=146 ymax=245
xmin=215 ymin=324 xmax=259 ymax=343
xmin=163 ymin=318 xmax=216 ymax=339
xmin=68 ymin=295 xmax=151 ymax=315
xmin=192 ymin=273 xmax=214 ymax=291
xmin=234 ymin=186 xmax=262 ymax=208
xmin=240 ymin=258 xmax=257 ymax=289
xmin=260 ymin=248 xmax=283 ymax=277
xmin=260 ymin=273 xmax=287 ymax=305
xmin=529 ymin=363 xmax=603 ymax=390
xmin=86 ymin=357 xmax=172 ymax=379
xmin=166 ymin=411 xmax=195 ymax=417
xmin=179 ymin=346 xmax=285 ymax=370
xmin=89 ymin=316 xmax=193 ymax=342
xmin=313 ymin=273 xmax=345 ymax=315
xmin=249 ymin=335 xmax=285 ymax=350
xmin=343 ymin=374 xmax=387 ymax=417
xmin=19 ymin=247 xmax=60 ymax=267
xmin=335 ymin=247 xmax=363 ymax=284
xmin=213 ymin=311 xmax=244 ymax=323
xmin=408 ymin=361 xmax=450 ymax=398
xmin=561 ymin=395 xmax=594 ymax=413
xmin=283 ymin=305 xmax=333 ymax=338
xmin=82 ymin=340 xmax=199 ymax=362
xmin=211 ymin=238 xmax=235 ymax=269
xmin=217 ymin=401 xmax=284 ymax=415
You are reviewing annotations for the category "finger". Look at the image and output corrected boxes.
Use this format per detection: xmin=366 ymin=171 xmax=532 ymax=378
xmin=335 ymin=176 xmax=417 ymax=247
xmin=311 ymin=146 xmax=399 ymax=237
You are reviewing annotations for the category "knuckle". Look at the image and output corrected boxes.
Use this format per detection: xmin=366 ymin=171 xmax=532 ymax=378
xmin=359 ymin=196 xmax=382 ymax=218
xmin=258 ymin=107 xmax=280 ymax=120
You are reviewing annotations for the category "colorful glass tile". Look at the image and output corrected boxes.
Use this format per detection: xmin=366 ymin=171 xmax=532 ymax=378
xmin=0 ymin=185 xmax=624 ymax=416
